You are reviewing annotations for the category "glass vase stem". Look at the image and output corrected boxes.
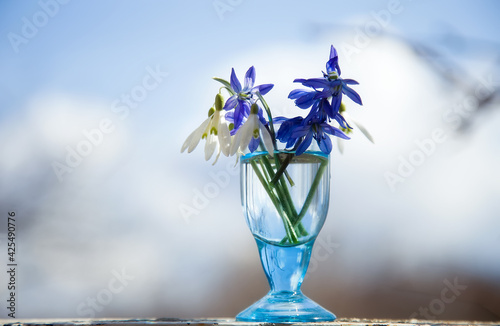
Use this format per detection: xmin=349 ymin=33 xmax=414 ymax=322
xmin=257 ymin=238 xmax=312 ymax=293
xmin=236 ymin=238 xmax=336 ymax=323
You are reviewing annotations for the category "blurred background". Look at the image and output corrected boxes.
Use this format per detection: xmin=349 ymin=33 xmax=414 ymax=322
xmin=1 ymin=0 xmax=499 ymax=321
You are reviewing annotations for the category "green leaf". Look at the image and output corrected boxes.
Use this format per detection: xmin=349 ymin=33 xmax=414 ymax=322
xmin=213 ymin=77 xmax=231 ymax=89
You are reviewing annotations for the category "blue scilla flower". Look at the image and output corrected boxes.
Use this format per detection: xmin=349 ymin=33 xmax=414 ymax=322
xmin=221 ymin=66 xmax=273 ymax=132
xmin=289 ymin=116 xmax=350 ymax=155
xmin=289 ymin=45 xmax=362 ymax=121
xmin=286 ymin=94 xmax=351 ymax=132
xmin=275 ymin=116 xmax=304 ymax=149
xmin=288 ymin=89 xmax=318 ymax=110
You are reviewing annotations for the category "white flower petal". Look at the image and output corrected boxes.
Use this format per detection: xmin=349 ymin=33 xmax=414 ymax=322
xmin=230 ymin=115 xmax=253 ymax=156
xmin=204 ymin=133 xmax=217 ymax=161
xmin=260 ymin=122 xmax=275 ymax=157
xmin=211 ymin=148 xmax=222 ymax=165
xmin=181 ymin=118 xmax=210 ymax=153
xmin=229 ymin=127 xmax=243 ymax=156
xmin=238 ymin=115 xmax=257 ymax=153
xmin=218 ymin=121 xmax=231 ymax=157
xmin=337 ymin=138 xmax=345 ymax=154
xmin=342 ymin=112 xmax=374 ymax=144
xmin=352 ymin=117 xmax=374 ymax=143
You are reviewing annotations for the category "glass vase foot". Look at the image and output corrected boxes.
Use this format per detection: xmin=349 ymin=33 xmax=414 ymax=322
xmin=236 ymin=291 xmax=336 ymax=323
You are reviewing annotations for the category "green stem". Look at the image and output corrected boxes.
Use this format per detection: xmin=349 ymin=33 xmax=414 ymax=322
xmin=278 ymin=155 xmax=329 ymax=245
xmin=257 ymin=92 xmax=276 ymax=146
xmin=294 ymin=157 xmax=329 ymax=227
xmin=261 ymin=152 xmax=310 ymax=244
xmin=259 ymin=156 xmax=299 ymax=235
xmin=271 ymin=153 xmax=294 ymax=185
xmin=271 ymin=138 xmax=304 ymax=186
xmin=249 ymin=159 xmax=298 ymax=244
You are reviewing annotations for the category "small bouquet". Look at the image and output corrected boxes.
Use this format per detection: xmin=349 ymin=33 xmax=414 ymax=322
xmin=181 ymin=45 xmax=370 ymax=244
xmin=181 ymin=45 xmax=370 ymax=162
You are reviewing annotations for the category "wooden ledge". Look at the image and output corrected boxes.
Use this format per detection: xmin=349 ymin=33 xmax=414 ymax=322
xmin=0 ymin=318 xmax=499 ymax=326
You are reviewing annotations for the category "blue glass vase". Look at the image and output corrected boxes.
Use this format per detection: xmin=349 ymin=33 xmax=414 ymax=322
xmin=236 ymin=150 xmax=336 ymax=323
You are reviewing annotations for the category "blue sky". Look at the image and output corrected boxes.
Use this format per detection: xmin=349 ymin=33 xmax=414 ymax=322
xmin=2 ymin=0 xmax=499 ymax=112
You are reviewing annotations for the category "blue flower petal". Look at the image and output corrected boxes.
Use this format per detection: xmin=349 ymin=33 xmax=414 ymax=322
xmin=233 ymin=100 xmax=249 ymax=130
xmin=241 ymin=100 xmax=251 ymax=115
xmin=230 ymin=68 xmax=242 ymax=93
xmin=326 ymin=45 xmax=341 ymax=74
xmin=257 ymin=107 xmax=268 ymax=125
xmin=295 ymin=91 xmax=317 ymax=109
xmin=342 ymin=83 xmax=363 ymax=105
xmin=232 ymin=105 xmax=243 ymax=131
xmin=323 ymin=124 xmax=350 ymax=140
xmin=307 ymin=99 xmax=333 ymax=123
xmin=244 ymin=66 xmax=256 ymax=89
xmin=314 ymin=89 xmax=332 ymax=99
xmin=273 ymin=116 xmax=288 ymax=124
xmin=223 ymin=95 xmax=237 ymax=111
xmin=248 ymin=137 xmax=259 ymax=152
xmin=330 ymin=93 xmax=342 ymax=116
xmin=276 ymin=124 xmax=291 ymax=142
xmin=290 ymin=124 xmax=311 ymax=139
xmin=333 ymin=113 xmax=352 ymax=129
xmin=253 ymin=83 xmax=274 ymax=95
xmin=320 ymin=98 xmax=334 ymax=119
xmin=296 ymin=131 xmax=313 ymax=155
xmin=342 ymin=78 xmax=359 ymax=85
xmin=276 ymin=116 xmax=303 ymax=142
xmin=288 ymin=89 xmax=309 ymax=99
xmin=329 ymin=45 xmax=338 ymax=60
xmin=326 ymin=57 xmax=339 ymax=75
xmin=300 ymin=78 xmax=330 ymax=89
xmin=286 ymin=138 xmax=297 ymax=148
xmin=317 ymin=134 xmax=332 ymax=154
xmin=328 ymin=79 xmax=343 ymax=88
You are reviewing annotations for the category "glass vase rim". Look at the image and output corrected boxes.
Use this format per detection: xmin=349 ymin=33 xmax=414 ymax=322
xmin=241 ymin=150 xmax=330 ymax=161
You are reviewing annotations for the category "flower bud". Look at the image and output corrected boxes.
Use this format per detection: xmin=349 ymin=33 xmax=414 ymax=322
xmin=339 ymin=102 xmax=346 ymax=113
xmin=215 ymin=93 xmax=224 ymax=111
xmin=250 ymin=103 xmax=259 ymax=115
